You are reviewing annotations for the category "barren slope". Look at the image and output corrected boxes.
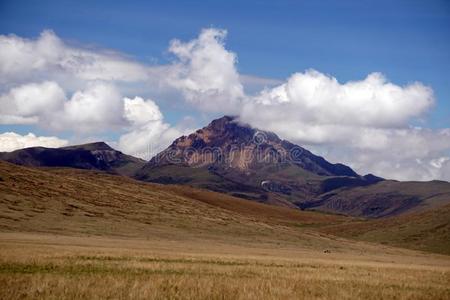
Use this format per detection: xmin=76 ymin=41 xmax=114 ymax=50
xmin=1 ymin=161 xmax=449 ymax=255
xmin=0 ymin=161 xmax=353 ymax=250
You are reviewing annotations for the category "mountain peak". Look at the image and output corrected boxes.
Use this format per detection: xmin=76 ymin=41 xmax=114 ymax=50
xmin=149 ymin=115 xmax=358 ymax=178
xmin=207 ymin=115 xmax=240 ymax=131
xmin=136 ymin=115 xmax=378 ymax=210
xmin=61 ymin=141 xmax=114 ymax=151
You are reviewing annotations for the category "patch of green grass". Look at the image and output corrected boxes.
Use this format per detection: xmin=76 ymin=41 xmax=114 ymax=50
xmin=0 ymin=261 xmax=259 ymax=279
xmin=74 ymin=255 xmax=250 ymax=266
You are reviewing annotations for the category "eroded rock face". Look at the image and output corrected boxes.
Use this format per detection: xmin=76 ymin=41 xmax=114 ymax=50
xmin=136 ymin=116 xmax=378 ymax=212
xmin=148 ymin=116 xmax=358 ymax=177
xmin=140 ymin=116 xmax=449 ymax=220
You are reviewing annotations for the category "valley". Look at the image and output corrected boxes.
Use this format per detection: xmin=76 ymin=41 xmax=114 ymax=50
xmin=0 ymin=161 xmax=449 ymax=299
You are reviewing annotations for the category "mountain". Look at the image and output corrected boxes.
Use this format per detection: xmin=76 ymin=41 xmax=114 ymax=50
xmin=137 ymin=116 xmax=450 ymax=218
xmin=1 ymin=116 xmax=449 ymax=219
xmin=305 ymin=179 xmax=450 ymax=218
xmin=0 ymin=142 xmax=145 ymax=177
xmin=136 ymin=116 xmax=382 ymax=209
xmin=145 ymin=116 xmax=358 ymax=177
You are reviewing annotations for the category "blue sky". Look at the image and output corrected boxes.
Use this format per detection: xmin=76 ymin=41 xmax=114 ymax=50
xmin=0 ymin=0 xmax=450 ymax=181
xmin=1 ymin=0 xmax=449 ymax=127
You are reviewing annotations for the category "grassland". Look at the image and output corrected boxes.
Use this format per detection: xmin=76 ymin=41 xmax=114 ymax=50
xmin=0 ymin=161 xmax=449 ymax=299
xmin=1 ymin=233 xmax=449 ymax=300
xmin=322 ymin=203 xmax=450 ymax=255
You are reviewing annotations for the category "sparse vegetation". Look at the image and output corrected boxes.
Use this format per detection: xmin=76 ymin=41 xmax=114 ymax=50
xmin=0 ymin=161 xmax=449 ymax=299
xmin=0 ymin=233 xmax=449 ymax=300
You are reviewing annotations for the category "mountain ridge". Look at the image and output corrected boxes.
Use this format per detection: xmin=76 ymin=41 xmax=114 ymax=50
xmin=137 ymin=116 xmax=392 ymax=213
xmin=146 ymin=116 xmax=360 ymax=178
xmin=0 ymin=141 xmax=145 ymax=177
xmin=1 ymin=116 xmax=449 ymax=219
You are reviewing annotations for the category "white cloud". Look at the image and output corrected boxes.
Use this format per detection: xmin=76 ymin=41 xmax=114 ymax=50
xmin=0 ymin=28 xmax=449 ymax=181
xmin=312 ymin=128 xmax=450 ymax=181
xmin=123 ymin=96 xmax=163 ymax=127
xmin=0 ymin=30 xmax=149 ymax=86
xmin=236 ymin=69 xmax=449 ymax=181
xmin=0 ymin=132 xmax=68 ymax=152
xmin=242 ymin=70 xmax=433 ymax=132
xmin=118 ymin=96 xmax=186 ymax=159
xmin=0 ymin=81 xmax=127 ymax=133
xmin=167 ymin=28 xmax=244 ymax=112
xmin=118 ymin=122 xmax=182 ymax=160
xmin=58 ymin=82 xmax=125 ymax=133
xmin=0 ymin=81 xmax=65 ymax=124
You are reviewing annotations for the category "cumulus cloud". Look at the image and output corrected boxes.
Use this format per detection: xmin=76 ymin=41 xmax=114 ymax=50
xmin=119 ymin=96 xmax=185 ymax=159
xmin=0 ymin=81 xmax=126 ymax=133
xmin=0 ymin=81 xmax=65 ymax=125
xmin=237 ymin=70 xmax=449 ymax=180
xmin=0 ymin=132 xmax=68 ymax=152
xmin=311 ymin=128 xmax=450 ymax=181
xmin=241 ymin=70 xmax=433 ymax=138
xmin=123 ymin=96 xmax=163 ymax=127
xmin=0 ymin=30 xmax=149 ymax=86
xmin=58 ymin=82 xmax=126 ymax=133
xmin=0 ymin=28 xmax=449 ymax=181
xmin=167 ymin=28 xmax=244 ymax=112
xmin=118 ymin=122 xmax=183 ymax=160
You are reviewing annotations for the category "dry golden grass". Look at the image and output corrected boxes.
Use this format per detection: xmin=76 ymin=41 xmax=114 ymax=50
xmin=322 ymin=203 xmax=450 ymax=255
xmin=0 ymin=233 xmax=449 ymax=300
xmin=1 ymin=161 xmax=450 ymax=299
xmin=0 ymin=160 xmax=349 ymax=240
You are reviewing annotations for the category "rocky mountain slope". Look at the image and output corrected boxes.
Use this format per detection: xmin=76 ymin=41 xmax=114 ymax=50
xmin=1 ymin=116 xmax=449 ymax=219
xmin=0 ymin=142 xmax=145 ymax=177
xmin=136 ymin=116 xmax=449 ymax=218
xmin=136 ymin=116 xmax=404 ymax=214
xmin=146 ymin=116 xmax=359 ymax=176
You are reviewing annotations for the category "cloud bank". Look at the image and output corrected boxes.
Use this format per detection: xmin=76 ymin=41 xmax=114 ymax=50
xmin=0 ymin=30 xmax=148 ymax=86
xmin=0 ymin=28 xmax=449 ymax=181
xmin=0 ymin=132 xmax=68 ymax=152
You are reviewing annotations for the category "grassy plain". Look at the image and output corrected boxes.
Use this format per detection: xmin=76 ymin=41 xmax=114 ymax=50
xmin=0 ymin=233 xmax=449 ymax=300
xmin=0 ymin=161 xmax=449 ymax=299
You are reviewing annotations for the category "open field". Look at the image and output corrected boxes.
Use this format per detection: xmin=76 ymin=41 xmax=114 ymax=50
xmin=0 ymin=233 xmax=449 ymax=300
xmin=322 ymin=203 xmax=450 ymax=255
xmin=1 ymin=161 xmax=450 ymax=298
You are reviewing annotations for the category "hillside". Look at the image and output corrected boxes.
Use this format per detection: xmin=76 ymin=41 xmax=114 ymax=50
xmin=0 ymin=160 xmax=349 ymax=244
xmin=1 ymin=161 xmax=449 ymax=299
xmin=322 ymin=202 xmax=450 ymax=255
xmin=136 ymin=116 xmax=450 ymax=218
xmin=1 ymin=160 xmax=449 ymax=255
xmin=311 ymin=179 xmax=450 ymax=218
xmin=136 ymin=116 xmax=379 ymax=209
xmin=1 ymin=117 xmax=449 ymax=220
xmin=0 ymin=142 xmax=145 ymax=177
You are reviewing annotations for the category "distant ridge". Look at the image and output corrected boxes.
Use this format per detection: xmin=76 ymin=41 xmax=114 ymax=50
xmin=0 ymin=142 xmax=145 ymax=177
xmin=135 ymin=115 xmax=450 ymax=218
xmin=136 ymin=116 xmax=387 ymax=212
xmin=1 ymin=116 xmax=449 ymax=219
